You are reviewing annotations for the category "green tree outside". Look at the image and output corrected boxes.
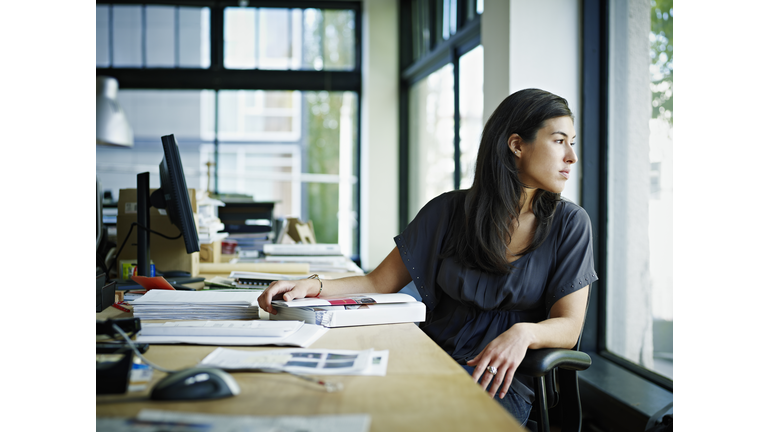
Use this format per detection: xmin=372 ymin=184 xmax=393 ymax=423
xmin=305 ymin=10 xmax=356 ymax=244
xmin=651 ymin=0 xmax=673 ymax=124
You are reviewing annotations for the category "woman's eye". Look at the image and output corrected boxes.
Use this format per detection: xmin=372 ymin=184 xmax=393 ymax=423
xmin=570 ymin=142 xmax=576 ymax=147
xmin=556 ymin=139 xmax=565 ymax=144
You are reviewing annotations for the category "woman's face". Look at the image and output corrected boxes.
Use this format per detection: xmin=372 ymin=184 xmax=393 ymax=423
xmin=509 ymin=116 xmax=577 ymax=194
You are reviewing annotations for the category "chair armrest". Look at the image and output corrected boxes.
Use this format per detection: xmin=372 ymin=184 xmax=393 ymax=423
xmin=517 ymin=348 xmax=592 ymax=377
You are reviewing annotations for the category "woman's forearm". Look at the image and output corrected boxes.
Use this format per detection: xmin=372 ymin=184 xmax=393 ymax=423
xmin=257 ymin=246 xmax=411 ymax=313
xmin=509 ymin=287 xmax=590 ymax=350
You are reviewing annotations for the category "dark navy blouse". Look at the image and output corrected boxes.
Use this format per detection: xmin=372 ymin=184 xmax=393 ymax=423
xmin=394 ymin=190 xmax=598 ymax=403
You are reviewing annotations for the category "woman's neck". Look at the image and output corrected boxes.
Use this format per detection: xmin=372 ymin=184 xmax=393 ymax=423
xmin=518 ymin=187 xmax=537 ymax=215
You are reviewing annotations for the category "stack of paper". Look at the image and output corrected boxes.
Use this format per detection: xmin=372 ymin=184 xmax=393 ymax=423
xmin=140 ymin=320 xmax=304 ymax=337
xmin=264 ymin=255 xmax=365 ymax=274
xmin=130 ymin=290 xmax=262 ymax=320
xmin=197 ymin=196 xmax=230 ymax=244
xmin=135 ymin=321 xmax=329 ymax=348
xmin=269 ymin=293 xmax=426 ymax=328
xmin=263 ymin=243 xmax=342 ymax=256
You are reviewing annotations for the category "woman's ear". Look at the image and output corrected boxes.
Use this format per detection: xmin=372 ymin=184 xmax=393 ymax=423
xmin=507 ymin=134 xmax=522 ymax=157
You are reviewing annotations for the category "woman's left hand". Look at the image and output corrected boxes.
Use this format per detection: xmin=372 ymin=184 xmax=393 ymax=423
xmin=466 ymin=323 xmax=534 ymax=400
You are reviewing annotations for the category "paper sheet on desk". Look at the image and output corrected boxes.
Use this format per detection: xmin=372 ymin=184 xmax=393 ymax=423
xmin=97 ymin=410 xmax=371 ymax=432
xmin=140 ymin=320 xmax=303 ymax=337
xmin=135 ymin=323 xmax=328 ymax=347
xmin=200 ymin=347 xmax=389 ymax=376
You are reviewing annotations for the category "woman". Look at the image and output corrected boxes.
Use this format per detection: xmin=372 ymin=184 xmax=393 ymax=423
xmin=258 ymin=88 xmax=597 ymax=425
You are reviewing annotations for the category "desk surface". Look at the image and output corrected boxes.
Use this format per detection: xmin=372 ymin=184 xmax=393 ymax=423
xmin=97 ymin=311 xmax=523 ymax=431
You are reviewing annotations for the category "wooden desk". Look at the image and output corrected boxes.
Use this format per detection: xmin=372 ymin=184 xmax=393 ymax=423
xmin=97 ymin=314 xmax=524 ymax=431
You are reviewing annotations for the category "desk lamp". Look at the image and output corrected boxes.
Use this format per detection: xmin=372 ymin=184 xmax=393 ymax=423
xmin=97 ymin=76 xmax=134 ymax=147
xmin=97 ymin=76 xmax=134 ymax=251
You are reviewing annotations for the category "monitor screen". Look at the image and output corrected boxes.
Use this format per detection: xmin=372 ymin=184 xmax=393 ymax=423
xmin=135 ymin=134 xmax=199 ymax=276
xmin=153 ymin=134 xmax=200 ymax=254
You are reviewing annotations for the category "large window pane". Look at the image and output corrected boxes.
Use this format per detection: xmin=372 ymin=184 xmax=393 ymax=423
xmin=96 ymin=5 xmax=111 ymax=66
xmin=96 ymin=89 xmax=358 ymax=256
xmin=145 ymin=6 xmax=176 ymax=67
xmin=178 ymin=7 xmax=211 ymax=68
xmin=408 ymin=64 xmax=454 ymax=221
xmin=224 ymin=7 xmax=355 ymax=71
xmin=119 ymin=90 xmax=216 ymax=142
xmin=321 ymin=10 xmax=356 ymax=70
xmin=217 ymin=90 xmax=301 ymax=142
xmin=112 ymin=5 xmax=142 ymax=67
xmin=98 ymin=5 xmax=211 ymax=69
xmin=458 ymin=45 xmax=483 ymax=189
xmin=605 ymin=0 xmax=673 ymax=380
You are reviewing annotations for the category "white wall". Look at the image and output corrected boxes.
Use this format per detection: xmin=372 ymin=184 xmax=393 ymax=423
xmin=506 ymin=0 xmax=583 ymax=204
xmin=360 ymin=0 xmax=399 ymax=271
xmin=482 ymin=0 xmax=511 ymax=124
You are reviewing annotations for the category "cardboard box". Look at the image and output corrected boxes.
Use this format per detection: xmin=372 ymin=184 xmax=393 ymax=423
xmin=199 ymin=241 xmax=222 ymax=263
xmin=116 ymin=188 xmax=200 ymax=277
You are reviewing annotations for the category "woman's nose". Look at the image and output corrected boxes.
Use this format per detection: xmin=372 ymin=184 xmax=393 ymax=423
xmin=566 ymin=146 xmax=578 ymax=164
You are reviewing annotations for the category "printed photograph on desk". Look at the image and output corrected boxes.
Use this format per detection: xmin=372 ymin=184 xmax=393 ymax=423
xmin=200 ymin=347 xmax=389 ymax=376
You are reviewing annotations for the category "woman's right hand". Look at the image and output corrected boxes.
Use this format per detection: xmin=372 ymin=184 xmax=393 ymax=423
xmin=257 ymin=279 xmax=320 ymax=315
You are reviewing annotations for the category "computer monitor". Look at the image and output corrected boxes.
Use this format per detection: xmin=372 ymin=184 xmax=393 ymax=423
xmin=135 ymin=134 xmax=200 ymax=276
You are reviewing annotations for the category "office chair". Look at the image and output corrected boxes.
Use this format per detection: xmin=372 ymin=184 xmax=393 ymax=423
xmin=518 ymin=348 xmax=592 ymax=432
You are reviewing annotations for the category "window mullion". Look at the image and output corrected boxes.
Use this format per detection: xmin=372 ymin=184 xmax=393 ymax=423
xmin=453 ymin=48 xmax=460 ymax=190
xmin=210 ymin=4 xmax=224 ymax=69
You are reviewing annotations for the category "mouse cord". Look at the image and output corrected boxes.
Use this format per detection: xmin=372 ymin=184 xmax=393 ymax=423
xmin=111 ymin=322 xmax=177 ymax=374
xmin=112 ymin=323 xmax=343 ymax=392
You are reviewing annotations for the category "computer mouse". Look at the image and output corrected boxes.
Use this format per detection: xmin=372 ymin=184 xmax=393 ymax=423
xmin=150 ymin=367 xmax=240 ymax=401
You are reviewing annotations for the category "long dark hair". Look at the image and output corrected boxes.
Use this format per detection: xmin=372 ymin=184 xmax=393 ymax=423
xmin=443 ymin=88 xmax=574 ymax=274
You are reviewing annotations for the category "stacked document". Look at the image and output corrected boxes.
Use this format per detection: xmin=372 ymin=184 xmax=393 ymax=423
xmin=140 ymin=320 xmax=303 ymax=337
xmin=264 ymin=255 xmax=365 ymax=274
xmin=263 ymin=243 xmax=342 ymax=256
xmin=135 ymin=320 xmax=329 ymax=348
xmin=270 ymin=293 xmax=426 ymax=328
xmin=130 ymin=290 xmax=262 ymax=320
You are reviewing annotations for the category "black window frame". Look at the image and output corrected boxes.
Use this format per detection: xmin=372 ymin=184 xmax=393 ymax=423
xmin=398 ymin=1 xmax=674 ymax=429
xmin=96 ymin=0 xmax=363 ymax=259
xmin=398 ymin=0 xmax=481 ymax=231
xmin=579 ymin=0 xmax=673 ymax=429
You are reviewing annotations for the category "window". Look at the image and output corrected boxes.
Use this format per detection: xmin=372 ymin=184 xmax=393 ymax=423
xmin=400 ymin=0 xmax=483 ymax=228
xmin=223 ymin=7 xmax=355 ymax=71
xmin=604 ymin=0 xmax=673 ymax=383
xmin=407 ymin=63 xmax=454 ymax=221
xmin=96 ymin=5 xmax=211 ymax=68
xmin=458 ymin=45 xmax=483 ymax=189
xmin=96 ymin=1 xmax=362 ymax=258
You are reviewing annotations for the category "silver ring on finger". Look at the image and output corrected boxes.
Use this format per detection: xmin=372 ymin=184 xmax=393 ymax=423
xmin=486 ymin=365 xmax=498 ymax=376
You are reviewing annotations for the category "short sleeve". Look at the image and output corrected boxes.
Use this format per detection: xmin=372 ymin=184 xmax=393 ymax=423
xmin=393 ymin=192 xmax=458 ymax=311
xmin=544 ymin=204 xmax=598 ymax=313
